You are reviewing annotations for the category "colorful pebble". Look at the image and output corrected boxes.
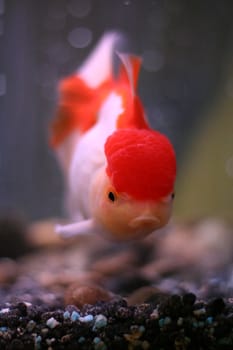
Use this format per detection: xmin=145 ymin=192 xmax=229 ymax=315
xmin=46 ymin=317 xmax=60 ymax=328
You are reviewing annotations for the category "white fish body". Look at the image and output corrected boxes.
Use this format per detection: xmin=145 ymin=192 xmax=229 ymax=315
xmin=68 ymin=92 xmax=123 ymax=220
xmin=55 ymin=32 xmax=124 ymax=221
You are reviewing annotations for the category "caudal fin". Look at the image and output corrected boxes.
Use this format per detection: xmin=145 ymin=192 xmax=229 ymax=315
xmin=116 ymin=54 xmax=149 ymax=130
xmin=79 ymin=31 xmax=123 ymax=88
xmin=50 ymin=32 xmax=123 ymax=174
xmin=117 ymin=53 xmax=142 ymax=95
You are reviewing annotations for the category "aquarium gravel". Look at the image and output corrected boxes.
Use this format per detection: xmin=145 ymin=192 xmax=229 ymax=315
xmin=0 ymin=217 xmax=233 ymax=349
xmin=0 ymin=296 xmax=233 ymax=349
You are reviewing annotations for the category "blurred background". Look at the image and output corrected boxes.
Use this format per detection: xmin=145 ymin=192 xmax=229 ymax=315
xmin=0 ymin=0 xmax=233 ymax=222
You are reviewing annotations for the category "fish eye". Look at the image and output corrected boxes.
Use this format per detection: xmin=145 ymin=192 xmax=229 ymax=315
xmin=108 ymin=191 xmax=116 ymax=202
xmin=171 ymin=192 xmax=175 ymax=199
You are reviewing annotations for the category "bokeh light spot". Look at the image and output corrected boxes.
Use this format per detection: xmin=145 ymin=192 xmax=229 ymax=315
xmin=48 ymin=2 xmax=66 ymax=19
xmin=68 ymin=27 xmax=92 ymax=49
xmin=67 ymin=0 xmax=92 ymax=18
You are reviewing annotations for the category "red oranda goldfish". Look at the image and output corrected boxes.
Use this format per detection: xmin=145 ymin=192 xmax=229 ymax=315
xmin=51 ymin=32 xmax=176 ymax=242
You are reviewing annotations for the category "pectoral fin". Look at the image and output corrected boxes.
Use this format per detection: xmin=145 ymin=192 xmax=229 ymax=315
xmin=55 ymin=219 xmax=97 ymax=239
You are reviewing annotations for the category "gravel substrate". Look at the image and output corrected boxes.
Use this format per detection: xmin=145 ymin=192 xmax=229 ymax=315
xmin=0 ymin=217 xmax=233 ymax=349
xmin=0 ymin=295 xmax=233 ymax=349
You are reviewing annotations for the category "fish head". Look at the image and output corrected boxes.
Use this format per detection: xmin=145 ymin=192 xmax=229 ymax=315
xmin=95 ymin=128 xmax=176 ymax=241
xmin=90 ymin=172 xmax=174 ymax=241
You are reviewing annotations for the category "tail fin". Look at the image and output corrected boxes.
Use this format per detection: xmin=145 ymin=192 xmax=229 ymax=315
xmin=50 ymin=32 xmax=122 ymax=173
xmin=79 ymin=31 xmax=122 ymax=88
xmin=116 ymin=54 xmax=149 ymax=130
xmin=117 ymin=53 xmax=142 ymax=95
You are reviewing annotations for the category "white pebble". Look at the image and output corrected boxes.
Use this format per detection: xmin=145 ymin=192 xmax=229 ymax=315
xmin=46 ymin=317 xmax=60 ymax=329
xmin=193 ymin=308 xmax=206 ymax=316
xmin=79 ymin=314 xmax=94 ymax=323
xmin=0 ymin=308 xmax=9 ymax=314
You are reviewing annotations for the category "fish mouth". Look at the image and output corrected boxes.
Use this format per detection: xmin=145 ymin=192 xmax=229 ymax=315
xmin=129 ymin=215 xmax=160 ymax=229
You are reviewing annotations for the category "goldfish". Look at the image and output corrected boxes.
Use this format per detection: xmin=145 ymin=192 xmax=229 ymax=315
xmin=51 ymin=32 xmax=176 ymax=242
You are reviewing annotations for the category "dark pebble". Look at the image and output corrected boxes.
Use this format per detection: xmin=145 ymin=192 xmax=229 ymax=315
xmin=9 ymin=339 xmax=24 ymax=350
xmin=159 ymin=294 xmax=183 ymax=318
xmin=214 ymin=319 xmax=232 ymax=339
xmin=115 ymin=306 xmax=134 ymax=319
xmin=0 ymin=217 xmax=30 ymax=259
xmin=27 ymin=305 xmax=45 ymax=321
xmin=207 ymin=298 xmax=226 ymax=316
xmin=182 ymin=292 xmax=197 ymax=316
xmin=133 ymin=303 xmax=153 ymax=323
xmin=16 ymin=302 xmax=28 ymax=317
xmin=182 ymin=292 xmax=196 ymax=306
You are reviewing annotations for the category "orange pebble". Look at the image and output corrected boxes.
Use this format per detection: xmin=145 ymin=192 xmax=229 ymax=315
xmin=64 ymin=283 xmax=113 ymax=308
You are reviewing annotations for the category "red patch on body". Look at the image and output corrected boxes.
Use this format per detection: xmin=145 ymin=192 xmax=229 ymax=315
xmin=50 ymin=55 xmax=149 ymax=148
xmin=105 ymin=129 xmax=176 ymax=201
xmin=50 ymin=76 xmax=113 ymax=147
